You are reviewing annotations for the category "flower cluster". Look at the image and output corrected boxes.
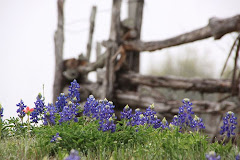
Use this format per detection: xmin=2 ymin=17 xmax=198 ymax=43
xmin=120 ymin=105 xmax=133 ymax=120
xmin=50 ymin=132 xmax=62 ymax=143
xmin=236 ymin=153 xmax=240 ymax=160
xmin=65 ymin=149 xmax=81 ymax=160
xmin=43 ymin=103 xmax=57 ymax=126
xmin=83 ymin=96 xmax=116 ymax=132
xmin=56 ymin=93 xmax=67 ymax=112
xmin=120 ymin=104 xmax=167 ymax=130
xmin=170 ymin=98 xmax=205 ymax=132
xmin=59 ymin=101 xmax=79 ymax=124
xmin=16 ymin=99 xmax=27 ymax=119
xmin=0 ymin=104 xmax=3 ymax=119
xmin=205 ymin=151 xmax=221 ymax=160
xmin=30 ymin=93 xmax=45 ymax=123
xmin=220 ymin=111 xmax=237 ymax=138
xmin=68 ymin=79 xmax=81 ymax=103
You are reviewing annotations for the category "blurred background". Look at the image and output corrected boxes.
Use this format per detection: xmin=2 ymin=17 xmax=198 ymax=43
xmin=0 ymin=0 xmax=240 ymax=120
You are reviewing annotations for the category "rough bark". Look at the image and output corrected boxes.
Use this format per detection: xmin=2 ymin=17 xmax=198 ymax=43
xmin=103 ymin=0 xmax=122 ymax=100
xmin=118 ymin=14 xmax=240 ymax=52
xmin=125 ymin=0 xmax=144 ymax=72
xmin=115 ymin=90 xmax=238 ymax=114
xmin=86 ymin=6 xmax=97 ymax=61
xmin=119 ymin=72 xmax=234 ymax=94
xmin=53 ymin=0 xmax=65 ymax=102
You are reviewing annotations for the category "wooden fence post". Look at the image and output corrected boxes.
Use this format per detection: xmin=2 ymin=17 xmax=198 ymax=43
xmin=53 ymin=0 xmax=65 ymax=103
xmin=125 ymin=0 xmax=144 ymax=73
xmin=86 ymin=6 xmax=97 ymax=62
xmin=102 ymin=0 xmax=122 ymax=100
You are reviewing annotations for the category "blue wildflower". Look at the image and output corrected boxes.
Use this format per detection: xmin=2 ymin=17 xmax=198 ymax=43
xmin=59 ymin=101 xmax=79 ymax=124
xmin=236 ymin=154 xmax=240 ymax=160
xmin=99 ymin=116 xmax=116 ymax=133
xmin=171 ymin=98 xmax=204 ymax=132
xmin=98 ymin=99 xmax=115 ymax=121
xmin=68 ymin=79 xmax=80 ymax=103
xmin=65 ymin=149 xmax=81 ymax=160
xmin=0 ymin=104 xmax=3 ymax=118
xmin=131 ymin=108 xmax=144 ymax=126
xmin=50 ymin=132 xmax=62 ymax=143
xmin=191 ymin=115 xmax=205 ymax=132
xmin=30 ymin=93 xmax=45 ymax=123
xmin=160 ymin=117 xmax=169 ymax=129
xmin=16 ymin=99 xmax=27 ymax=119
xmin=120 ymin=105 xmax=133 ymax=120
xmin=144 ymin=104 xmax=157 ymax=124
xmin=220 ymin=111 xmax=237 ymax=138
xmin=83 ymin=95 xmax=99 ymax=117
xmin=43 ymin=103 xmax=57 ymax=126
xmin=56 ymin=93 xmax=67 ymax=112
xmin=205 ymin=151 xmax=221 ymax=160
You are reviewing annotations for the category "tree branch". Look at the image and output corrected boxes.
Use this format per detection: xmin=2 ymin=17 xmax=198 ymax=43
xmin=119 ymin=14 xmax=240 ymax=52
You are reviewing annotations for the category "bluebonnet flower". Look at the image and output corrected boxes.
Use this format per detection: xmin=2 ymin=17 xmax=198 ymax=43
xmin=83 ymin=95 xmax=99 ymax=117
xmin=56 ymin=93 xmax=67 ymax=112
xmin=191 ymin=115 xmax=205 ymax=132
xmin=98 ymin=99 xmax=115 ymax=121
xmin=43 ymin=103 xmax=57 ymax=126
xmin=220 ymin=111 xmax=237 ymax=138
xmin=0 ymin=104 xmax=3 ymax=119
xmin=171 ymin=98 xmax=204 ymax=132
xmin=236 ymin=153 xmax=240 ymax=160
xmin=99 ymin=116 xmax=116 ymax=133
xmin=131 ymin=108 xmax=145 ymax=126
xmin=205 ymin=151 xmax=221 ymax=160
xmin=59 ymin=101 xmax=79 ymax=124
xmin=65 ymin=149 xmax=81 ymax=160
xmin=144 ymin=104 xmax=157 ymax=124
xmin=160 ymin=117 xmax=169 ymax=129
xmin=68 ymin=79 xmax=80 ymax=103
xmin=50 ymin=132 xmax=62 ymax=143
xmin=16 ymin=99 xmax=27 ymax=119
xmin=178 ymin=98 xmax=194 ymax=127
xmin=30 ymin=93 xmax=45 ymax=123
xmin=120 ymin=105 xmax=133 ymax=120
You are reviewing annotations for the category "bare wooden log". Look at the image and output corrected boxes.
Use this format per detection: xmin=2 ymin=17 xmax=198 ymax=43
xmin=119 ymin=72 xmax=234 ymax=94
xmin=86 ymin=6 xmax=97 ymax=61
xmin=115 ymin=90 xmax=238 ymax=114
xmin=108 ymin=14 xmax=240 ymax=52
xmin=53 ymin=0 xmax=65 ymax=102
xmin=103 ymin=0 xmax=122 ymax=100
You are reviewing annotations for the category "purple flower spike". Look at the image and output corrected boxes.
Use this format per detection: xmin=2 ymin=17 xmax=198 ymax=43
xmin=206 ymin=151 xmax=221 ymax=160
xmin=220 ymin=111 xmax=237 ymax=138
xmin=65 ymin=149 xmax=81 ymax=160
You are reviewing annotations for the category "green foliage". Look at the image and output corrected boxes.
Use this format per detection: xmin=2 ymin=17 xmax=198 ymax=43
xmin=0 ymin=115 xmax=239 ymax=160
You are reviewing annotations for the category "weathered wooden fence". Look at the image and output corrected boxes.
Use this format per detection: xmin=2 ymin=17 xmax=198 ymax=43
xmin=53 ymin=0 xmax=240 ymax=138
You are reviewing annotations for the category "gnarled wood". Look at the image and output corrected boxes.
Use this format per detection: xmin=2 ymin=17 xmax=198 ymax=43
xmin=119 ymin=72 xmax=234 ymax=94
xmin=53 ymin=0 xmax=65 ymax=102
xmin=118 ymin=15 xmax=240 ymax=52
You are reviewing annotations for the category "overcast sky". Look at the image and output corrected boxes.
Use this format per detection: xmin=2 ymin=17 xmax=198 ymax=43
xmin=0 ymin=0 xmax=240 ymax=120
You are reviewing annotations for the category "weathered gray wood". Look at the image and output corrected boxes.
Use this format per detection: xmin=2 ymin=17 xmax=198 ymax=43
xmin=116 ymin=14 xmax=240 ymax=52
xmin=125 ymin=0 xmax=144 ymax=72
xmin=103 ymin=0 xmax=122 ymax=100
xmin=119 ymin=72 xmax=234 ymax=94
xmin=86 ymin=6 xmax=97 ymax=61
xmin=77 ymin=52 xmax=107 ymax=74
xmin=53 ymin=0 xmax=65 ymax=102
xmin=115 ymin=90 xmax=238 ymax=114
